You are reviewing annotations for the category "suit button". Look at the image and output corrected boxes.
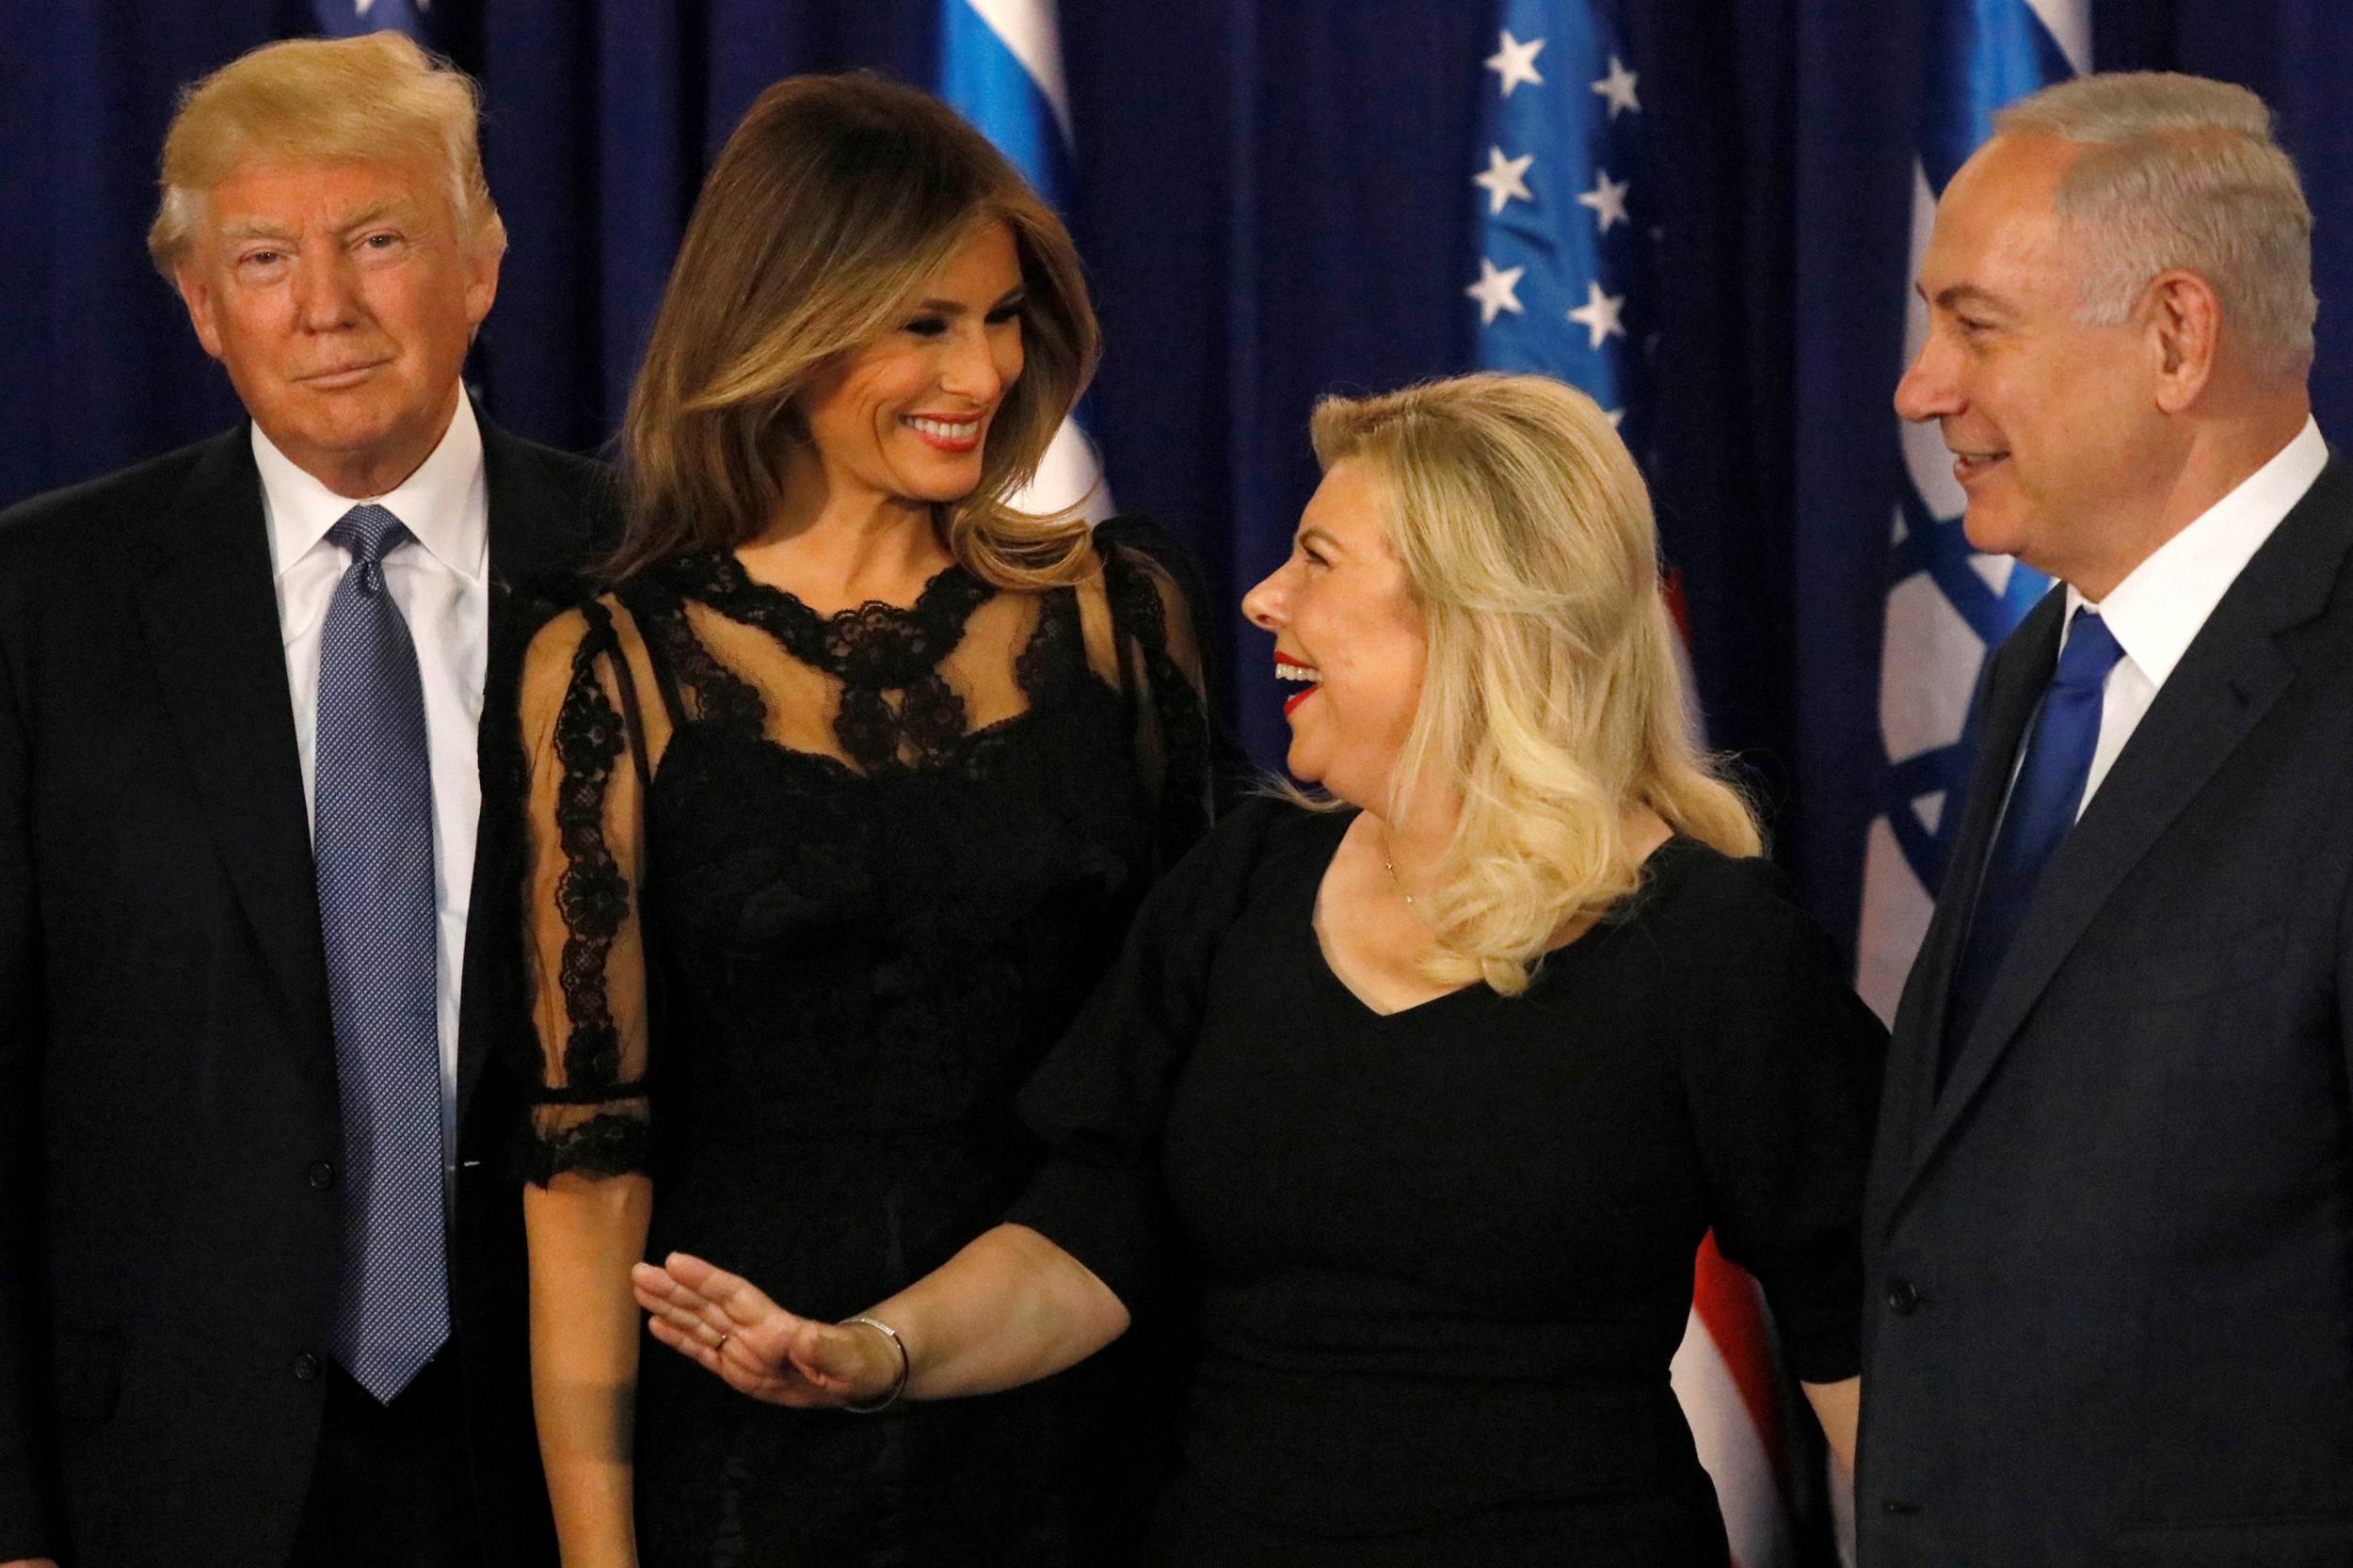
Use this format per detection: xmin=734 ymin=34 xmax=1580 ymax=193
xmin=1885 ymin=1278 xmax=1922 ymax=1316
xmin=292 ymin=1352 xmax=323 ymax=1382
xmin=306 ymin=1160 xmax=337 ymax=1191
xmin=1882 ymin=1497 xmax=1923 ymax=1515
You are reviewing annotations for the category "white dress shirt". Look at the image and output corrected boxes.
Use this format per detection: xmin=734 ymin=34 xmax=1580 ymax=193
xmin=253 ymin=397 xmax=489 ymax=1163
xmin=2064 ymin=416 xmax=2329 ymax=815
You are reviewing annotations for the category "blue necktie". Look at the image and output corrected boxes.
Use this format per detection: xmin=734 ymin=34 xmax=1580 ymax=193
xmin=1941 ymin=608 xmax=2126 ymax=1089
xmin=315 ymin=503 xmax=449 ymax=1402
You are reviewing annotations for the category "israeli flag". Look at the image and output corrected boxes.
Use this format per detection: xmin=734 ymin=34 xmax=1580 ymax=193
xmin=940 ymin=0 xmax=1112 ymax=523
xmin=1856 ymin=0 xmax=2090 ymax=1022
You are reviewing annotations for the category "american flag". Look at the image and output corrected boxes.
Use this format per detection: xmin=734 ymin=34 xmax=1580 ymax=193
xmin=1468 ymin=6 xmax=1808 ymax=1563
xmin=1852 ymin=1 xmax=2089 ymax=1023
xmin=1466 ymin=1 xmax=1651 ymax=446
xmin=939 ymin=0 xmax=1114 ymax=523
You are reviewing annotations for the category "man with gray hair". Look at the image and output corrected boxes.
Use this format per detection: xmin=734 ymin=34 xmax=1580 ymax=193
xmin=0 ymin=31 xmax=603 ymax=1568
xmin=1863 ymin=71 xmax=2352 ymax=1565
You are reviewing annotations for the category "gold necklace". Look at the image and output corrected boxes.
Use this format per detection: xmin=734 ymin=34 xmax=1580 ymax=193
xmin=1381 ymin=847 xmax=1416 ymax=906
xmin=1380 ymin=824 xmax=1421 ymax=908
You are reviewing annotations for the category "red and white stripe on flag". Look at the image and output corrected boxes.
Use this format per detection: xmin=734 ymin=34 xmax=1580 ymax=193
xmin=1673 ymin=1235 xmax=1802 ymax=1567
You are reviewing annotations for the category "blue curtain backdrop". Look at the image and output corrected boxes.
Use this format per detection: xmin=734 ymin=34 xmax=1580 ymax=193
xmin=5 ymin=0 xmax=2351 ymax=953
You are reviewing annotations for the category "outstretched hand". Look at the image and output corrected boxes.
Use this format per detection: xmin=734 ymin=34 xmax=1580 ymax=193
xmin=631 ymin=1252 xmax=894 ymax=1408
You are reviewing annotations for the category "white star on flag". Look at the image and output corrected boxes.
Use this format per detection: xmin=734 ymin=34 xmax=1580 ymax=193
xmin=1485 ymin=30 xmax=1546 ymax=97
xmin=1591 ymin=55 xmax=1641 ymax=117
xmin=1567 ymin=280 xmax=1626 ymax=347
xmin=1466 ymin=258 xmax=1529 ymax=325
xmin=1474 ymin=147 xmax=1536 ymax=216
xmin=1577 ymin=168 xmax=1630 ymax=232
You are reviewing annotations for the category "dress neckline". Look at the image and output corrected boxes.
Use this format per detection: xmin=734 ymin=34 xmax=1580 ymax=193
xmin=1302 ymin=808 xmax=1702 ymax=1022
xmin=665 ymin=550 xmax=995 ymax=687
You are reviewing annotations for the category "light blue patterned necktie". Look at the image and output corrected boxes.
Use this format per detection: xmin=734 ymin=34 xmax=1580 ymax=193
xmin=315 ymin=503 xmax=449 ymax=1402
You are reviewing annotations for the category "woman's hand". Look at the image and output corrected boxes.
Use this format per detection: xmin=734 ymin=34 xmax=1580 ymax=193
xmin=631 ymin=1253 xmax=900 ymax=1408
xmin=1801 ymin=1375 xmax=1860 ymax=1478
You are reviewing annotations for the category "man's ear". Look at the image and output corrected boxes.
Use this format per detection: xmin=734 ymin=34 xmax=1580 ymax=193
xmin=173 ymin=258 xmax=226 ymax=362
xmin=462 ymin=233 xmax=502 ymax=332
xmin=2147 ymin=268 xmax=2222 ymax=415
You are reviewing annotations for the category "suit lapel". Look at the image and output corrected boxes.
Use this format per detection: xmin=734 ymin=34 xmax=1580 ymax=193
xmin=128 ymin=428 xmax=333 ymax=1054
xmin=1890 ymin=457 xmax=2353 ymax=1218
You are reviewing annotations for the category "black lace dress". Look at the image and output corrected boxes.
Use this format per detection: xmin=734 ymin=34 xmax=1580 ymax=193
xmin=514 ymin=536 xmax=1211 ymax=1567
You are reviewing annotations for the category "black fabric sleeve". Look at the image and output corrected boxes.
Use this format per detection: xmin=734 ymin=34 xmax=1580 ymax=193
xmin=1676 ymin=857 xmax=1888 ymax=1384
xmin=1010 ymin=796 xmax=1288 ymax=1311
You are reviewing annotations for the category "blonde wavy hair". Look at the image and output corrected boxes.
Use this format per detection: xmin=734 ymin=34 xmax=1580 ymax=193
xmin=149 ymin=31 xmax=504 ymax=278
xmin=608 ymin=72 xmax=1100 ymax=586
xmin=1311 ymin=373 xmax=1761 ymax=996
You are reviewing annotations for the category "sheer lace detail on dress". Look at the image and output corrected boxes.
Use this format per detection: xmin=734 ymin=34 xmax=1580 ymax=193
xmin=513 ymin=531 xmax=1213 ymax=1186
xmin=518 ymin=599 xmax=657 ymax=1181
xmin=1101 ymin=544 xmax=1214 ymax=865
xmin=638 ymin=574 xmax=766 ymax=732
xmin=661 ymin=552 xmax=995 ymax=771
xmin=551 ymin=606 xmax=631 ymax=1088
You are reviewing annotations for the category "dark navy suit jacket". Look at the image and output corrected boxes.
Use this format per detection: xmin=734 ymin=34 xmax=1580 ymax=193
xmin=1859 ymin=457 xmax=2353 ymax=1567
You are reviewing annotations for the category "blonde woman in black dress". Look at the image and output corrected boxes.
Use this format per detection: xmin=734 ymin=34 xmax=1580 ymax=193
xmin=517 ymin=74 xmax=1211 ymax=1568
xmin=632 ymin=373 xmax=1879 ymax=1565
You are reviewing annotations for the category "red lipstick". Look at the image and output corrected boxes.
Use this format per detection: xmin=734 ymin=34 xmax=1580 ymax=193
xmin=1274 ymin=650 xmax=1318 ymax=717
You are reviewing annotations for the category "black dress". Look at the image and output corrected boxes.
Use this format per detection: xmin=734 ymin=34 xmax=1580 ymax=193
xmin=515 ymin=536 xmax=1211 ymax=1567
xmin=1011 ymin=798 xmax=1886 ymax=1567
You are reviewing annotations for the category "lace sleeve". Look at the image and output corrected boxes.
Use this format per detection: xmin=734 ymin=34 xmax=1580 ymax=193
xmin=516 ymin=597 xmax=667 ymax=1184
xmin=1098 ymin=535 xmax=1216 ymax=869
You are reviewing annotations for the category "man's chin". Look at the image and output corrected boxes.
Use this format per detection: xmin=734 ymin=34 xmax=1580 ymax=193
xmin=264 ymin=409 xmax=440 ymax=495
xmin=1958 ymin=508 xmax=2026 ymax=563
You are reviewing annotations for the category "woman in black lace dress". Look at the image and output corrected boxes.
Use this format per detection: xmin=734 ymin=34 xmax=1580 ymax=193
xmin=515 ymin=75 xmax=1211 ymax=1568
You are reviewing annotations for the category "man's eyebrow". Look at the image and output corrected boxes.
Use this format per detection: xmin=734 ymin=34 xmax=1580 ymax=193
xmin=217 ymin=219 xmax=298 ymax=245
xmin=331 ymin=199 xmax=408 ymax=234
xmin=1929 ymin=281 xmax=2012 ymax=314
xmin=216 ymin=200 xmax=415 ymax=248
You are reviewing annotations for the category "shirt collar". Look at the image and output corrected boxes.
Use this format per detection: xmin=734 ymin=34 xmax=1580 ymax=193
xmin=2065 ymin=415 xmax=2328 ymax=685
xmin=252 ymin=392 xmax=488 ymax=584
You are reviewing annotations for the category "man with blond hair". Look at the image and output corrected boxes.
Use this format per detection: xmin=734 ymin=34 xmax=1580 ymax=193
xmin=1863 ymin=70 xmax=2353 ymax=1565
xmin=0 ymin=31 xmax=604 ymax=1568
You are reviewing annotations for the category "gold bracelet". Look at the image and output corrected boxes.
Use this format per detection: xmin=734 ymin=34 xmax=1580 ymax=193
xmin=839 ymin=1315 xmax=910 ymax=1414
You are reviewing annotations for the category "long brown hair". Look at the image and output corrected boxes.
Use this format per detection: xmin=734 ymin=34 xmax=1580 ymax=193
xmin=607 ymin=72 xmax=1101 ymax=585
